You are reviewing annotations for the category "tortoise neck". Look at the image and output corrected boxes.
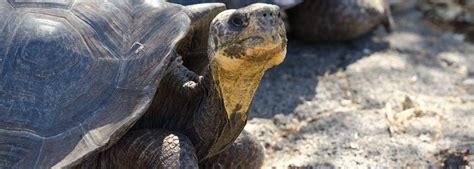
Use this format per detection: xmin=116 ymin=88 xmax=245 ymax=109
xmin=194 ymin=58 xmax=265 ymax=159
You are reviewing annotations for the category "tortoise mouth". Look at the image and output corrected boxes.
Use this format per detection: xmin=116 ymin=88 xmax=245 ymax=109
xmin=238 ymin=33 xmax=285 ymax=49
xmin=211 ymin=35 xmax=286 ymax=72
xmin=239 ymin=36 xmax=265 ymax=46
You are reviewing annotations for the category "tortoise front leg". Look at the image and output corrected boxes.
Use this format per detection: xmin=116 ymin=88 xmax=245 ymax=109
xmin=199 ymin=130 xmax=265 ymax=169
xmin=167 ymin=53 xmax=203 ymax=90
xmin=77 ymin=129 xmax=199 ymax=169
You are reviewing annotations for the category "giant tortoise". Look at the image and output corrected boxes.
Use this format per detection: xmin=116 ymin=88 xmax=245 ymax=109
xmin=0 ymin=0 xmax=286 ymax=168
xmin=169 ymin=0 xmax=395 ymax=42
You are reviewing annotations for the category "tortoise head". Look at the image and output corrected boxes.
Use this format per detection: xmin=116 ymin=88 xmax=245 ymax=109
xmin=208 ymin=3 xmax=287 ymax=70
xmin=206 ymin=3 xmax=287 ymax=140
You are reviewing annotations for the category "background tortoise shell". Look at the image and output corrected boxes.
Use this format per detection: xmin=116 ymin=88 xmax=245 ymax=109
xmin=169 ymin=0 xmax=302 ymax=9
xmin=168 ymin=0 xmax=393 ymax=41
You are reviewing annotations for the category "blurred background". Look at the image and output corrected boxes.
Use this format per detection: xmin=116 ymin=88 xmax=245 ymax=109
xmin=241 ymin=0 xmax=474 ymax=168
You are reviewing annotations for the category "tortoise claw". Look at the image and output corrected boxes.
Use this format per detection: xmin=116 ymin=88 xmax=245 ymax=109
xmin=182 ymin=76 xmax=203 ymax=89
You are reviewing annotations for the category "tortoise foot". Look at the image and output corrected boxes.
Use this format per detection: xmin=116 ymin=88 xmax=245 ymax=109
xmin=77 ymin=129 xmax=198 ymax=169
xmin=200 ymin=130 xmax=265 ymax=169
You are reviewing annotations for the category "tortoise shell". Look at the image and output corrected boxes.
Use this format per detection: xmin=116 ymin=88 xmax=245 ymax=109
xmin=0 ymin=0 xmax=192 ymax=168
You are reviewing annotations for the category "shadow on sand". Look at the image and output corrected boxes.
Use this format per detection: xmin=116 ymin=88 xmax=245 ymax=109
xmin=249 ymin=33 xmax=390 ymax=118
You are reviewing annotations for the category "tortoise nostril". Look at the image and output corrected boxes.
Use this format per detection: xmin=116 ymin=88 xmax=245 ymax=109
xmin=260 ymin=9 xmax=279 ymax=20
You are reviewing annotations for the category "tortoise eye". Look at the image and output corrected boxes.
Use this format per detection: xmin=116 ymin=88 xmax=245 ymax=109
xmin=229 ymin=12 xmax=248 ymax=28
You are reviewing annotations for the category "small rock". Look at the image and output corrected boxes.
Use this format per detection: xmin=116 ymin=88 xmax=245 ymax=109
xmin=341 ymin=99 xmax=353 ymax=106
xmin=410 ymin=75 xmax=418 ymax=84
xmin=349 ymin=142 xmax=360 ymax=149
xmin=463 ymin=79 xmax=474 ymax=86
xmin=419 ymin=134 xmax=432 ymax=142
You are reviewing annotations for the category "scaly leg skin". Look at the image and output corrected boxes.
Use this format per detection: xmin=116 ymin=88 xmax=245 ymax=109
xmin=76 ymin=130 xmax=199 ymax=169
xmin=199 ymin=130 xmax=265 ymax=169
xmin=167 ymin=53 xmax=203 ymax=90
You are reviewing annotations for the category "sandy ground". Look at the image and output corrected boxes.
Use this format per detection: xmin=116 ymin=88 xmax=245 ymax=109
xmin=246 ymin=6 xmax=474 ymax=168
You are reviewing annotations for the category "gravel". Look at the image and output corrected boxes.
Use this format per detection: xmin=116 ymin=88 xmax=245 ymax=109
xmin=246 ymin=6 xmax=474 ymax=168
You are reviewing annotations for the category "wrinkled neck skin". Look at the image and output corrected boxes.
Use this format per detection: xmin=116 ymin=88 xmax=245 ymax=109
xmin=209 ymin=59 xmax=266 ymax=155
xmin=191 ymin=62 xmax=265 ymax=160
xmin=194 ymin=43 xmax=285 ymax=159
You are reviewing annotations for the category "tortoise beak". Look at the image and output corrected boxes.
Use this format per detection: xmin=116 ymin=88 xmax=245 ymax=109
xmin=227 ymin=4 xmax=286 ymax=67
xmin=239 ymin=4 xmax=287 ymax=48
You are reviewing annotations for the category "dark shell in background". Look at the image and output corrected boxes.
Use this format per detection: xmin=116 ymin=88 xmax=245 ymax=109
xmin=0 ymin=0 xmax=190 ymax=168
xmin=169 ymin=0 xmax=393 ymax=42
xmin=287 ymin=0 xmax=393 ymax=42
xmin=168 ymin=0 xmax=302 ymax=9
